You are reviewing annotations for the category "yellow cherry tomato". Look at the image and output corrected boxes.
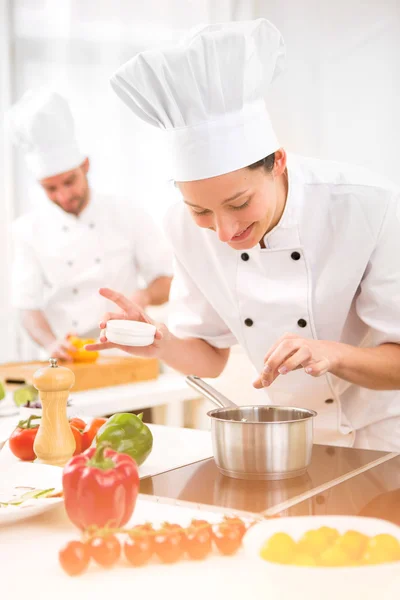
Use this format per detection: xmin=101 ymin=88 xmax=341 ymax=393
xmin=260 ymin=532 xmax=297 ymax=564
xmin=336 ymin=530 xmax=369 ymax=560
xmin=260 ymin=528 xmax=400 ymax=568
xmin=317 ymin=526 xmax=340 ymax=545
xmin=319 ymin=545 xmax=350 ymax=567
xmin=292 ymin=553 xmax=317 ymax=567
xmin=297 ymin=529 xmax=331 ymax=557
xmin=363 ymin=534 xmax=400 ymax=565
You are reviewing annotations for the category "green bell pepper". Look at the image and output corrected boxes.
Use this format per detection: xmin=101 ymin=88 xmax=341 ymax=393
xmin=95 ymin=412 xmax=153 ymax=466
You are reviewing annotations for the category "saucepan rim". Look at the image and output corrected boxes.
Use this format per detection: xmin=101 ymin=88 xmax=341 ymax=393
xmin=207 ymin=404 xmax=317 ymax=425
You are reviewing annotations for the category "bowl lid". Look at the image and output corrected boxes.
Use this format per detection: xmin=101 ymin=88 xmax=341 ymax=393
xmin=106 ymin=320 xmax=156 ymax=335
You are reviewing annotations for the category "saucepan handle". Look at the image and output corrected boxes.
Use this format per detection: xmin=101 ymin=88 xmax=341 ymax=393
xmin=185 ymin=375 xmax=238 ymax=409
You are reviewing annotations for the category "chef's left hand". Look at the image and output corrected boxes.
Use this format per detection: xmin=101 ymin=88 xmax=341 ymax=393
xmin=253 ymin=333 xmax=342 ymax=389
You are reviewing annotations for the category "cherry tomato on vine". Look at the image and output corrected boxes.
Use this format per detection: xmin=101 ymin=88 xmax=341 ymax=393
xmin=59 ymin=541 xmax=90 ymax=576
xmin=125 ymin=534 xmax=153 ymax=566
xmin=190 ymin=519 xmax=213 ymax=534
xmin=221 ymin=516 xmax=247 ymax=538
xmin=186 ymin=525 xmax=212 ymax=560
xmin=89 ymin=535 xmax=121 ymax=567
xmin=213 ymin=523 xmax=243 ymax=556
xmin=154 ymin=529 xmax=185 ymax=564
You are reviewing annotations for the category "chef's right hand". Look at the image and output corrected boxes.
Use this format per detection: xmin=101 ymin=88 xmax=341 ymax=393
xmin=84 ymin=287 xmax=166 ymax=358
xmin=46 ymin=336 xmax=76 ymax=362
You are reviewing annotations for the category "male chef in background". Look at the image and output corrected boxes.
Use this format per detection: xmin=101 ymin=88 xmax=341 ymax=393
xmin=7 ymin=89 xmax=173 ymax=361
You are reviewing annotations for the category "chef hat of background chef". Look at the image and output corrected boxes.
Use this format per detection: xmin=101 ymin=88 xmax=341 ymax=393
xmin=110 ymin=18 xmax=285 ymax=182
xmin=6 ymin=88 xmax=86 ymax=180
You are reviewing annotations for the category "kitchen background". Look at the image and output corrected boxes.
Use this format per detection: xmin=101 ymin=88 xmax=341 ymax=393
xmin=0 ymin=0 xmax=399 ymax=409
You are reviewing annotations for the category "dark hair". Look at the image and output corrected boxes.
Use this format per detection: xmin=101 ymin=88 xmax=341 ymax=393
xmin=247 ymin=152 xmax=275 ymax=173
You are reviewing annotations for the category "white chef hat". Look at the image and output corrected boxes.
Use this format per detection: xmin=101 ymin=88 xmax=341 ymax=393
xmin=7 ymin=88 xmax=86 ymax=180
xmin=110 ymin=18 xmax=285 ymax=181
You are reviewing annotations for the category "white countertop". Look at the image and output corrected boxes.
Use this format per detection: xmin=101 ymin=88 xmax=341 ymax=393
xmin=1 ymin=484 xmax=398 ymax=600
xmin=0 ymin=371 xmax=204 ymax=433
xmin=0 ymin=420 xmax=213 ymax=484
xmin=0 ymin=370 xmax=214 ymax=481
xmin=1 ymin=422 xmax=399 ymax=599
xmin=0 ymin=495 xmax=263 ymax=600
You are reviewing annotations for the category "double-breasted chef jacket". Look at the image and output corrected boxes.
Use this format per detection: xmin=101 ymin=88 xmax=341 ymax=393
xmin=11 ymin=190 xmax=173 ymax=339
xmin=165 ymin=154 xmax=400 ymax=452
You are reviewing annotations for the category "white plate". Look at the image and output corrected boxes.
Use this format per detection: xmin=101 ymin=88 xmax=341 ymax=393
xmin=242 ymin=515 xmax=400 ymax=600
xmin=0 ymin=462 xmax=63 ymax=526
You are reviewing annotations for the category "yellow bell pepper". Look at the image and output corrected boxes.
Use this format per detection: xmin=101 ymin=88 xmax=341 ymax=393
xmin=67 ymin=335 xmax=99 ymax=363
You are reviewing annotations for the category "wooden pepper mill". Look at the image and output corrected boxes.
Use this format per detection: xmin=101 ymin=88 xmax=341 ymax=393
xmin=33 ymin=358 xmax=76 ymax=466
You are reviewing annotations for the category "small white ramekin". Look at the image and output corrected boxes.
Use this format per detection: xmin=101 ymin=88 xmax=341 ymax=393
xmin=105 ymin=320 xmax=156 ymax=347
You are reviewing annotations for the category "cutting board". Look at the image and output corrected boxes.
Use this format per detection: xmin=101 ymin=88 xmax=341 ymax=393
xmin=0 ymin=357 xmax=159 ymax=392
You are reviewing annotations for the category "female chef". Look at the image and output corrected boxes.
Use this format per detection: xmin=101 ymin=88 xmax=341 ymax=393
xmin=87 ymin=19 xmax=400 ymax=451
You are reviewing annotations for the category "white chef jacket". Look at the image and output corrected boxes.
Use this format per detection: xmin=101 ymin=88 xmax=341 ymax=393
xmin=11 ymin=190 xmax=173 ymax=339
xmin=164 ymin=155 xmax=400 ymax=452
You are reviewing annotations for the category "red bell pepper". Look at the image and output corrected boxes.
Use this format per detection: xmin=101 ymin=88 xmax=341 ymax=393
xmin=62 ymin=443 xmax=139 ymax=531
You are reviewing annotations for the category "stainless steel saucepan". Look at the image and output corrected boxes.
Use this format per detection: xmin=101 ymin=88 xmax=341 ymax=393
xmin=185 ymin=375 xmax=317 ymax=481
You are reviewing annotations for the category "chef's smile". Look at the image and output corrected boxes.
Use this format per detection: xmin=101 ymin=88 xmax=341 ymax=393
xmin=230 ymin=223 xmax=255 ymax=243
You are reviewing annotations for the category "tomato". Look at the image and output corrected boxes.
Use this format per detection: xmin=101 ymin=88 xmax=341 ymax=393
xmin=292 ymin=553 xmax=317 ymax=566
xmin=89 ymin=535 xmax=121 ymax=568
xmin=186 ymin=525 xmax=212 ymax=560
xmin=81 ymin=418 xmax=107 ymax=451
xmin=298 ymin=529 xmax=331 ymax=557
xmin=221 ymin=516 xmax=247 ymax=538
xmin=125 ymin=534 xmax=153 ymax=566
xmin=190 ymin=519 xmax=213 ymax=534
xmin=259 ymin=532 xmax=297 ymax=565
xmin=319 ymin=545 xmax=349 ymax=567
xmin=69 ymin=417 xmax=86 ymax=431
xmin=213 ymin=523 xmax=243 ymax=556
xmin=130 ymin=523 xmax=155 ymax=536
xmin=70 ymin=425 xmax=83 ymax=456
xmin=363 ymin=534 xmax=400 ymax=565
xmin=59 ymin=541 xmax=91 ymax=576
xmin=161 ymin=522 xmax=187 ymax=548
xmin=9 ymin=416 xmax=40 ymax=461
xmin=154 ymin=529 xmax=185 ymax=564
xmin=162 ymin=522 xmax=183 ymax=529
xmin=367 ymin=534 xmax=400 ymax=557
xmin=317 ymin=526 xmax=340 ymax=545
xmin=335 ymin=530 xmax=368 ymax=560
